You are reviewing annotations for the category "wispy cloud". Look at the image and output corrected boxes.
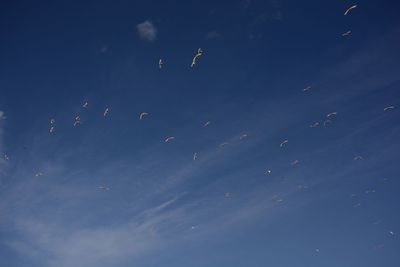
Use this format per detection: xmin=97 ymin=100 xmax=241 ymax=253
xmin=136 ymin=20 xmax=157 ymax=42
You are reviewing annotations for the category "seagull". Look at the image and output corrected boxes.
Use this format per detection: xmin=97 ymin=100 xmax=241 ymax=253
xmin=165 ymin=136 xmax=175 ymax=143
xmin=326 ymin=112 xmax=338 ymax=118
xmin=310 ymin=122 xmax=320 ymax=128
xmin=99 ymin=186 xmax=110 ymax=191
xmin=139 ymin=112 xmax=149 ymax=120
xmin=344 ymin=4 xmax=357 ymax=15
xmin=323 ymin=119 xmax=332 ymax=126
xmin=303 ymin=85 xmax=312 ymax=92
xmin=291 ymin=160 xmax=300 ymax=166
xmin=74 ymin=116 xmax=81 ymax=127
xmin=280 ymin=140 xmax=289 ymax=147
xmin=103 ymin=108 xmax=110 ymax=117
xmin=390 ymin=231 xmax=395 ymax=236
xmin=384 ymin=106 xmax=395 ymax=112
xmin=315 ymin=248 xmax=320 ymax=253
xmin=193 ymin=152 xmax=198 ymax=161
xmin=50 ymin=118 xmax=55 ymax=124
xmin=191 ymin=48 xmax=203 ymax=68
xmin=265 ymin=169 xmax=272 ymax=175
xmin=354 ymin=155 xmax=363 ymax=161
xmin=224 ymin=192 xmax=232 ymax=198
xmin=82 ymin=101 xmax=88 ymax=108
xmin=203 ymin=121 xmax=211 ymax=127
xmin=49 ymin=126 xmax=55 ymax=133
xmin=35 ymin=172 xmax=43 ymax=177
xmin=219 ymin=142 xmax=229 ymax=148
xmin=342 ymin=30 xmax=352 ymax=36
xmin=159 ymin=58 xmax=164 ymax=69
xmin=4 ymin=154 xmax=9 ymax=161
xmin=239 ymin=133 xmax=248 ymax=140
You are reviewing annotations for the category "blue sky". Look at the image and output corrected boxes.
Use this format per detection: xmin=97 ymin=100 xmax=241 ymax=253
xmin=0 ymin=0 xmax=400 ymax=266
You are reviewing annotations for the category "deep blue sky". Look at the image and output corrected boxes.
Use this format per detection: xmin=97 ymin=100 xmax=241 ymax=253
xmin=1 ymin=1 xmax=400 ymax=266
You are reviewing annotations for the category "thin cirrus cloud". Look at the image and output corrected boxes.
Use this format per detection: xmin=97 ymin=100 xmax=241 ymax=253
xmin=136 ymin=20 xmax=158 ymax=42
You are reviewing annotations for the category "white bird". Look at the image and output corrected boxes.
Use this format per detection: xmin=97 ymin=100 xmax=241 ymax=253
xmin=49 ymin=126 xmax=55 ymax=133
xmin=384 ymin=106 xmax=395 ymax=112
xmin=265 ymin=169 xmax=272 ymax=175
xmin=224 ymin=192 xmax=232 ymax=198
xmin=239 ymin=133 xmax=248 ymax=140
xmin=326 ymin=112 xmax=338 ymax=118
xmin=159 ymin=58 xmax=164 ymax=69
xmin=103 ymin=108 xmax=110 ymax=117
xmin=323 ymin=119 xmax=332 ymax=126
xmin=389 ymin=231 xmax=395 ymax=236
xmin=191 ymin=48 xmax=203 ymax=68
xmin=219 ymin=142 xmax=229 ymax=148
xmin=344 ymin=5 xmax=357 ymax=15
xmin=35 ymin=172 xmax=43 ymax=177
xmin=203 ymin=121 xmax=211 ymax=127
xmin=315 ymin=248 xmax=320 ymax=253
xmin=165 ymin=136 xmax=175 ymax=143
xmin=193 ymin=152 xmax=198 ymax=161
xmin=354 ymin=155 xmax=363 ymax=161
xmin=291 ymin=159 xmax=300 ymax=166
xmin=4 ymin=154 xmax=9 ymax=161
xmin=280 ymin=140 xmax=289 ymax=147
xmin=139 ymin=112 xmax=149 ymax=120
xmin=342 ymin=30 xmax=352 ymax=36
xmin=303 ymin=85 xmax=312 ymax=92
xmin=99 ymin=186 xmax=110 ymax=191
xmin=50 ymin=118 xmax=55 ymax=124
xmin=310 ymin=122 xmax=320 ymax=128
xmin=74 ymin=116 xmax=81 ymax=127
xmin=82 ymin=101 xmax=88 ymax=108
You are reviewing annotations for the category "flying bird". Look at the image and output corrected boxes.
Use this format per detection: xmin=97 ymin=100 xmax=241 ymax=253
xmin=342 ymin=30 xmax=352 ymax=36
xmin=384 ymin=106 xmax=395 ymax=112
xmin=159 ymin=58 xmax=164 ymax=69
xmin=224 ymin=192 xmax=232 ymax=198
xmin=165 ymin=136 xmax=175 ymax=143
xmin=191 ymin=48 xmax=203 ymax=68
xmin=323 ymin=119 xmax=332 ymax=126
xmin=203 ymin=121 xmax=211 ymax=127
xmin=99 ymin=186 xmax=110 ymax=191
xmin=390 ymin=231 xmax=395 ymax=236
xmin=74 ymin=116 xmax=81 ymax=127
xmin=265 ymin=169 xmax=272 ymax=175
xmin=280 ymin=140 xmax=289 ymax=147
xmin=82 ymin=101 xmax=88 ymax=108
xmin=239 ymin=133 xmax=248 ymax=140
xmin=103 ymin=108 xmax=110 ymax=117
xmin=344 ymin=5 xmax=357 ymax=15
xmin=139 ymin=112 xmax=149 ymax=120
xmin=50 ymin=118 xmax=55 ymax=124
xmin=303 ymin=85 xmax=312 ymax=92
xmin=4 ymin=154 xmax=9 ymax=161
xmin=326 ymin=112 xmax=338 ymax=118
xmin=35 ymin=172 xmax=43 ymax=177
xmin=193 ymin=152 xmax=198 ymax=161
xmin=291 ymin=160 xmax=300 ymax=166
xmin=310 ymin=122 xmax=320 ymax=128
xmin=354 ymin=155 xmax=363 ymax=161
xmin=219 ymin=142 xmax=229 ymax=148
xmin=49 ymin=126 xmax=55 ymax=133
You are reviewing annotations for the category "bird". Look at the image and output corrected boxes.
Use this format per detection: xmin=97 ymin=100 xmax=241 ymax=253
xmin=103 ymin=108 xmax=110 ymax=117
xmin=354 ymin=155 xmax=363 ymax=161
xmin=344 ymin=5 xmax=357 ymax=15
xmin=310 ymin=122 xmax=320 ymax=128
xmin=35 ymin=172 xmax=43 ymax=177
xmin=342 ymin=30 xmax=352 ymax=36
xmin=74 ymin=116 xmax=81 ymax=127
xmin=239 ymin=133 xmax=248 ymax=140
xmin=99 ymin=186 xmax=110 ymax=191
xmin=139 ymin=112 xmax=149 ymax=120
xmin=82 ymin=101 xmax=88 ymax=108
xmin=49 ymin=126 xmax=55 ymax=133
xmin=4 ymin=154 xmax=10 ymax=161
xmin=323 ymin=119 xmax=332 ymax=126
xmin=193 ymin=152 xmax=198 ymax=161
xmin=280 ymin=140 xmax=289 ymax=147
xmin=224 ymin=192 xmax=232 ymax=198
xmin=291 ymin=160 xmax=300 ymax=166
xmin=326 ymin=112 xmax=338 ymax=118
xmin=191 ymin=48 xmax=203 ymax=68
xmin=265 ymin=169 xmax=272 ymax=175
xmin=203 ymin=121 xmax=211 ymax=127
xmin=390 ymin=231 xmax=395 ymax=236
xmin=165 ymin=136 xmax=175 ymax=143
xmin=219 ymin=142 xmax=229 ymax=148
xmin=159 ymin=58 xmax=164 ymax=69
xmin=315 ymin=248 xmax=320 ymax=253
xmin=384 ymin=106 xmax=395 ymax=112
xmin=303 ymin=85 xmax=312 ymax=92
xmin=50 ymin=118 xmax=55 ymax=124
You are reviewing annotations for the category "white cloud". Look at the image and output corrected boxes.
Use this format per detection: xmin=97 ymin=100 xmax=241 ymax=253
xmin=136 ymin=20 xmax=157 ymax=42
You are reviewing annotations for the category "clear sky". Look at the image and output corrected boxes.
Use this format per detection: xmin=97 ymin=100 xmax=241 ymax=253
xmin=0 ymin=0 xmax=399 ymax=266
